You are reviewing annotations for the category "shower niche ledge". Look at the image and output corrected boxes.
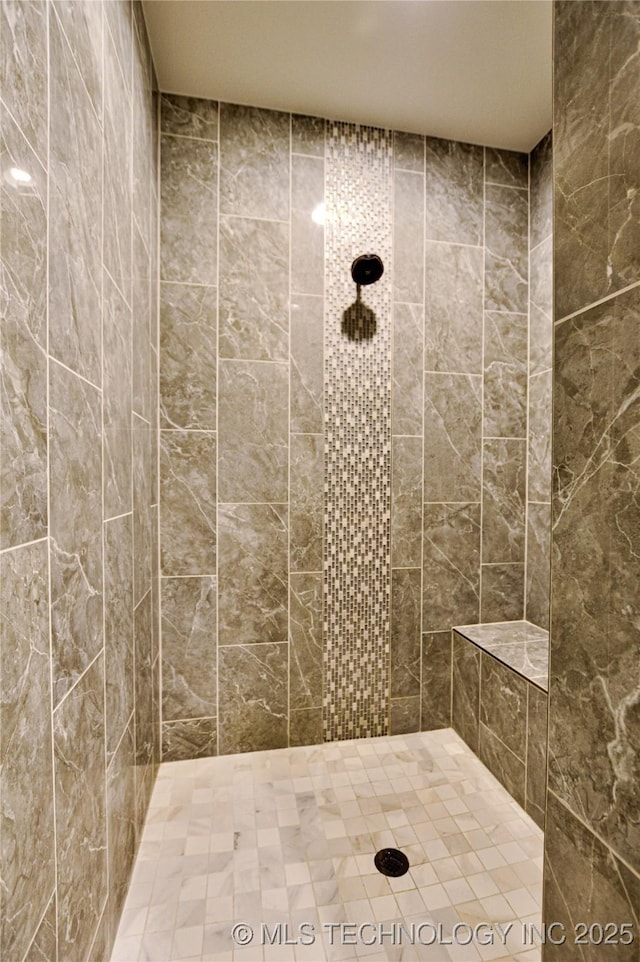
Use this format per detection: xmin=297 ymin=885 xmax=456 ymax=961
xmin=451 ymin=620 xmax=549 ymax=830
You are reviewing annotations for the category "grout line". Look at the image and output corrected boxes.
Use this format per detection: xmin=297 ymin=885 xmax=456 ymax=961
xmin=479 ymin=146 xmax=487 ymax=624
xmin=524 ymin=148 xmax=531 ymax=622
xmin=418 ymin=130 xmax=426 ymax=731
xmin=287 ymin=111 xmax=292 ymax=749
xmin=43 ymin=4 xmax=60 ymax=959
xmin=555 ymin=278 xmax=640 ymax=325
xmin=0 ymin=535 xmax=48 ymax=556
xmin=101 ymin=0 xmax=110 ymax=929
xmin=214 ymin=96 xmax=221 ymax=760
xmin=48 ymin=355 xmax=102 ymax=393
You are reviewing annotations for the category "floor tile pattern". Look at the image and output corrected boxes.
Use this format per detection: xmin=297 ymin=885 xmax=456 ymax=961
xmin=112 ymin=730 xmax=542 ymax=962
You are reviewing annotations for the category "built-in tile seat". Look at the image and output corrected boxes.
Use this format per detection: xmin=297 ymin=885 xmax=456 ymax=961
xmin=453 ymin=620 xmax=549 ymax=691
xmin=451 ymin=620 xmax=549 ymax=829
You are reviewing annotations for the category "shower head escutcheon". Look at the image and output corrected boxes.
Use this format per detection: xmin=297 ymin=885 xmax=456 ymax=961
xmin=351 ymin=253 xmax=384 ymax=286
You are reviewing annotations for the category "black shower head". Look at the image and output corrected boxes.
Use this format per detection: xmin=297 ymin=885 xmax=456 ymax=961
xmin=351 ymin=253 xmax=384 ymax=286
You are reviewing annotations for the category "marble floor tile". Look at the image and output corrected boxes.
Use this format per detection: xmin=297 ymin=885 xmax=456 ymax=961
xmin=111 ymin=731 xmax=542 ymax=962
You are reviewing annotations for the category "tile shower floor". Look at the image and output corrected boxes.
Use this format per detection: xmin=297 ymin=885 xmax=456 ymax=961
xmin=111 ymin=729 xmax=543 ymax=962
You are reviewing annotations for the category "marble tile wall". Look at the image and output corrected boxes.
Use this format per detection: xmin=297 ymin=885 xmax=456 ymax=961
xmin=451 ymin=629 xmax=548 ymax=830
xmin=159 ymin=97 xmax=550 ymax=757
xmin=0 ymin=2 xmax=159 ymax=960
xmin=526 ymin=131 xmax=552 ymax=629
xmin=544 ymin=1 xmax=640 ymax=953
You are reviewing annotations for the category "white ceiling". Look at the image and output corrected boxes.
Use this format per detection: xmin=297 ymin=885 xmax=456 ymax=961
xmin=141 ymin=0 xmax=552 ymax=153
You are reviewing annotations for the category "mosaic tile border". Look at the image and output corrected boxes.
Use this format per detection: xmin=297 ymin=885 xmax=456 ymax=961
xmin=323 ymin=122 xmax=393 ymax=740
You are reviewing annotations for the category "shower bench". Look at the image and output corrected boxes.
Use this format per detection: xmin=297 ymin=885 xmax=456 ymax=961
xmin=451 ymin=620 xmax=549 ymax=829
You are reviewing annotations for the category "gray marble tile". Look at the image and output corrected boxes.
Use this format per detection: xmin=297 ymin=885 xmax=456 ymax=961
xmin=132 ymin=224 xmax=152 ymax=423
xmin=482 ymin=438 xmax=526 ymax=564
xmin=543 ymin=792 xmax=640 ymax=962
xmin=290 ymin=433 xmax=323 ymax=573
xmin=392 ymin=303 xmax=423 ymax=436
xmin=424 ymin=137 xmax=484 ymax=245
xmin=162 ymin=717 xmax=218 ymax=762
xmin=451 ymin=632 xmax=480 ymax=751
xmin=0 ymin=540 xmax=54 ymax=962
xmin=480 ymin=564 xmax=525 ymax=624
xmin=220 ymin=103 xmax=290 ymax=220
xmin=49 ymin=361 xmax=103 ymax=705
xmin=424 ymin=373 xmax=482 ymax=502
xmin=292 ymin=154 xmax=324 ymax=296
xmin=160 ymin=133 xmax=218 ymax=285
xmin=480 ymin=654 xmax=527 ymax=759
xmin=290 ymin=708 xmax=323 ymax=747
xmin=103 ymin=271 xmax=132 ymax=520
xmin=290 ymin=295 xmax=324 ymax=435
xmin=484 ymin=184 xmax=528 ymax=314
xmin=218 ymin=359 xmax=288 ymax=503
xmin=134 ymin=590 xmax=153 ymax=770
xmin=529 ymin=130 xmax=552 ymax=251
xmin=218 ymin=503 xmax=288 ymax=647
xmin=132 ymin=53 xmax=154 ymax=249
xmin=219 ymin=214 xmax=289 ymax=360
xmin=52 ymin=0 xmax=103 ymax=119
xmin=394 ymin=168 xmax=424 ymax=304
xmin=1 ymin=0 xmax=48 ymax=166
xmin=49 ymin=10 xmax=102 ymax=385
xmin=103 ymin=0 xmax=133 ymax=98
xmin=290 ymin=572 xmax=323 ymax=711
xmin=528 ymin=369 xmax=552 ymax=503
xmin=292 ymin=113 xmax=324 ymax=157
xmin=54 ymin=656 xmax=107 ymax=962
xmin=421 ymin=632 xmax=452 ymax=731
xmin=554 ymin=1 xmax=610 ymax=321
xmin=529 ymin=234 xmax=552 ymax=376
xmin=391 ymin=436 xmax=423 ymax=568
xmin=485 ymin=147 xmax=528 ymax=189
xmin=160 ymin=282 xmax=217 ymax=430
xmin=133 ymin=416 xmax=152 ymax=605
xmin=551 ymin=287 xmax=640 ymax=870
xmin=390 ymin=697 xmax=420 ymax=735
xmin=87 ymin=903 xmax=109 ymax=962
xmin=162 ymin=576 xmax=217 ymax=720
xmin=423 ymin=503 xmax=480 ymax=633
xmin=526 ymin=501 xmax=551 ymax=630
xmin=159 ymin=430 xmax=216 ymax=576
xmin=483 ymin=640 xmax=548 ymax=691
xmin=455 ymin=619 xmax=548 ymax=648
xmin=104 ymin=514 xmax=134 ymax=763
xmin=161 ymin=93 xmax=218 ymax=140
xmin=607 ymin=4 xmax=640 ymax=298
xmin=424 ymin=241 xmax=483 ymax=374
xmin=526 ymin=685 xmax=548 ymax=830
xmin=477 ymin=723 xmax=525 ymax=808
xmin=218 ymin=643 xmax=288 ymax=754
xmin=483 ymin=311 xmax=528 ymax=440
xmin=106 ymin=721 xmax=136 ymax=948
xmin=22 ymin=892 xmax=56 ymax=962
xmin=394 ymin=131 xmax=424 ymax=172
xmin=0 ymin=114 xmax=48 ymax=550
xmin=391 ymin=568 xmax=421 ymax=698
xmin=103 ymin=19 xmax=132 ymax=299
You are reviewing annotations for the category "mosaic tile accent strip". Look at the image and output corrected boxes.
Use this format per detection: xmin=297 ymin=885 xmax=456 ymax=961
xmin=323 ymin=122 xmax=393 ymax=741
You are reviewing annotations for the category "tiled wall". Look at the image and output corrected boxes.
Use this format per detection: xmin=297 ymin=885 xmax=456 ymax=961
xmin=451 ymin=630 xmax=548 ymax=829
xmin=544 ymin=1 xmax=640 ymax=951
xmin=1 ymin=2 xmax=159 ymax=960
xmin=159 ymin=96 xmax=552 ymax=758
xmin=526 ymin=132 xmax=552 ymax=628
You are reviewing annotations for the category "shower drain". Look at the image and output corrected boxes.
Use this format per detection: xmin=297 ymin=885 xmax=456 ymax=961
xmin=374 ymin=847 xmax=410 ymax=877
